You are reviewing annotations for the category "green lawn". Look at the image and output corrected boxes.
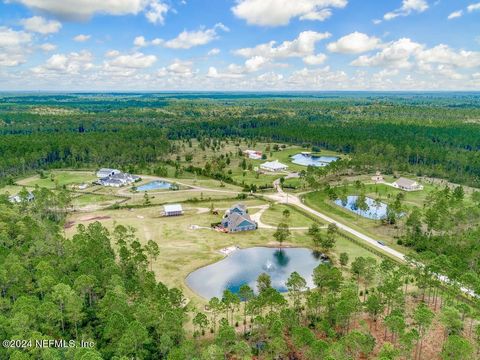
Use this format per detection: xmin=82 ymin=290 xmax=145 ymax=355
xmin=17 ymin=170 xmax=97 ymax=189
xmin=71 ymin=193 xmax=121 ymax=207
xmin=261 ymin=204 xmax=317 ymax=228
xmin=65 ymin=202 xmax=378 ymax=305
xmin=302 ymin=190 xmax=406 ymax=251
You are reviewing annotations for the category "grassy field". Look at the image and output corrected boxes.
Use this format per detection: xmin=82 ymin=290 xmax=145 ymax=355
xmin=0 ymin=185 xmax=29 ymax=195
xmin=65 ymin=201 xmax=378 ymax=306
xmin=71 ymin=193 xmax=122 ymax=207
xmin=17 ymin=170 xmax=97 ymax=189
xmin=261 ymin=204 xmax=317 ymax=228
xmin=301 ymin=181 xmax=434 ymax=251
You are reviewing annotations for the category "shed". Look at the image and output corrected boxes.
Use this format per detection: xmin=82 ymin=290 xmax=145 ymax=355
xmin=163 ymin=204 xmax=183 ymax=217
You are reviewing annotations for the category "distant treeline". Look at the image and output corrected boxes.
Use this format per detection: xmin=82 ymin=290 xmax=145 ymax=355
xmin=1 ymin=93 xmax=480 ymax=186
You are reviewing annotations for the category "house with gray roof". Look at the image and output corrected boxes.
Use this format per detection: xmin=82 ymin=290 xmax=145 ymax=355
xmin=96 ymin=168 xmax=121 ymax=178
xmin=392 ymin=177 xmax=424 ymax=191
xmin=221 ymin=203 xmax=257 ymax=233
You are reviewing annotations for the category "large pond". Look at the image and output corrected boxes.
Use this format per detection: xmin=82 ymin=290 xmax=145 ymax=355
xmin=334 ymin=195 xmax=388 ymax=220
xmin=186 ymin=247 xmax=327 ymax=299
xmin=291 ymin=153 xmax=339 ymax=167
xmin=136 ymin=180 xmax=172 ymax=191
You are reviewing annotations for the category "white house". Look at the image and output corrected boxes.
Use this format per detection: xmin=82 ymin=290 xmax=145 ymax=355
xmin=98 ymin=172 xmax=140 ymax=187
xmin=260 ymin=160 xmax=288 ymax=172
xmin=96 ymin=168 xmax=121 ymax=178
xmin=221 ymin=203 xmax=257 ymax=233
xmin=9 ymin=192 xmax=35 ymax=203
xmin=371 ymin=171 xmax=384 ymax=183
xmin=243 ymin=149 xmax=262 ymax=160
xmin=392 ymin=177 xmax=423 ymax=191
xmin=163 ymin=204 xmax=183 ymax=217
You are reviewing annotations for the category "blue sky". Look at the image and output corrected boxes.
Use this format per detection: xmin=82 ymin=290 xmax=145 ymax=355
xmin=0 ymin=0 xmax=479 ymax=90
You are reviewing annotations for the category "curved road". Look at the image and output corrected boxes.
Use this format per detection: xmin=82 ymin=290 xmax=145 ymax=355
xmin=268 ymin=179 xmax=406 ymax=262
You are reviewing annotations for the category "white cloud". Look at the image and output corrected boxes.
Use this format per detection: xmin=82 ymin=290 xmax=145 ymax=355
xmin=104 ymin=52 xmax=157 ymax=70
xmin=145 ymin=0 xmax=169 ymax=24
xmin=226 ymin=56 xmax=270 ymax=74
xmin=74 ymin=34 xmax=91 ymax=42
xmin=231 ymin=0 xmax=347 ymax=26
xmin=327 ymin=32 xmax=381 ymax=54
xmin=157 ymin=59 xmax=197 ymax=77
xmin=207 ymin=48 xmax=221 ymax=56
xmin=207 ymin=66 xmax=244 ymax=78
xmin=447 ymin=10 xmax=463 ymax=19
xmin=383 ymin=0 xmax=428 ymax=21
xmin=0 ymin=27 xmax=31 ymax=48
xmin=417 ymin=44 xmax=480 ymax=68
xmin=21 ymin=16 xmax=62 ymax=34
xmin=467 ymin=2 xmax=480 ymax=12
xmin=234 ymin=31 xmax=331 ymax=59
xmin=39 ymin=43 xmax=56 ymax=51
xmin=303 ymin=53 xmax=327 ymax=65
xmin=164 ymin=23 xmax=228 ymax=49
xmin=32 ymin=51 xmax=94 ymax=75
xmin=105 ymin=50 xmax=120 ymax=57
xmin=0 ymin=27 xmax=32 ymax=66
xmin=351 ymin=38 xmax=423 ymax=68
xmin=10 ymin=0 xmax=169 ymax=24
xmin=134 ymin=36 xmax=148 ymax=47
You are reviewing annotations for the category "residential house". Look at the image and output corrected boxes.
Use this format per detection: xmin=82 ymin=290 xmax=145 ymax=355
xmin=9 ymin=192 xmax=35 ymax=204
xmin=243 ymin=149 xmax=263 ymax=160
xmin=260 ymin=160 xmax=288 ymax=172
xmin=221 ymin=203 xmax=257 ymax=233
xmin=96 ymin=168 xmax=121 ymax=178
xmin=371 ymin=171 xmax=384 ymax=183
xmin=392 ymin=177 xmax=424 ymax=191
xmin=98 ymin=172 xmax=140 ymax=187
xmin=163 ymin=204 xmax=183 ymax=217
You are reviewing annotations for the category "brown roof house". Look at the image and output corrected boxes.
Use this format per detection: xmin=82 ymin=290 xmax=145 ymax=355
xmin=392 ymin=177 xmax=424 ymax=191
xmin=221 ymin=203 xmax=257 ymax=233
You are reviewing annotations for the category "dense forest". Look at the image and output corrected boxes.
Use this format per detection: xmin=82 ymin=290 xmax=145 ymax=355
xmin=1 ymin=93 xmax=480 ymax=359
xmin=1 ymin=92 xmax=480 ymax=186
xmin=1 ymin=188 xmax=479 ymax=359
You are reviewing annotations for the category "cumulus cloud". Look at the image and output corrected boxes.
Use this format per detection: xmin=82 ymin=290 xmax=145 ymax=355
xmin=207 ymin=48 xmax=221 ymax=56
xmin=0 ymin=27 xmax=32 ymax=66
xmin=32 ymin=51 xmax=94 ymax=75
xmin=234 ymin=31 xmax=331 ymax=60
xmin=39 ymin=43 xmax=57 ymax=51
xmin=417 ymin=44 xmax=480 ymax=68
xmin=73 ymin=34 xmax=91 ymax=42
xmin=133 ymin=36 xmax=148 ymax=47
xmin=303 ymin=53 xmax=327 ymax=65
xmin=157 ymin=59 xmax=197 ymax=78
xmin=145 ymin=0 xmax=169 ymax=24
xmin=231 ymin=0 xmax=347 ymax=26
xmin=351 ymin=38 xmax=423 ymax=69
xmin=207 ymin=66 xmax=244 ymax=78
xmin=163 ymin=23 xmax=228 ymax=49
xmin=327 ymin=32 xmax=381 ymax=54
xmin=383 ymin=0 xmax=428 ymax=21
xmin=21 ymin=16 xmax=61 ymax=34
xmin=104 ymin=52 xmax=157 ymax=70
xmin=10 ymin=0 xmax=169 ymax=24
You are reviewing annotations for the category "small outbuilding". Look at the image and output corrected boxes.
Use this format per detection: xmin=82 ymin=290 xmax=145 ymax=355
xmin=371 ymin=171 xmax=384 ymax=183
xmin=260 ymin=160 xmax=288 ymax=172
xmin=392 ymin=177 xmax=424 ymax=191
xmin=243 ymin=149 xmax=262 ymax=160
xmin=163 ymin=204 xmax=183 ymax=217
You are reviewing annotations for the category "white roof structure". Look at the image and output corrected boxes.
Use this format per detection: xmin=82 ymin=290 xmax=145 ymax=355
xmin=96 ymin=168 xmax=120 ymax=178
xmin=260 ymin=160 xmax=288 ymax=171
xmin=164 ymin=204 xmax=183 ymax=213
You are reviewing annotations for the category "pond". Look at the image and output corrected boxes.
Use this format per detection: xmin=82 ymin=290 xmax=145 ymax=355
xmin=291 ymin=153 xmax=339 ymax=167
xmin=136 ymin=180 xmax=172 ymax=191
xmin=186 ymin=247 xmax=327 ymax=299
xmin=334 ymin=195 xmax=388 ymax=220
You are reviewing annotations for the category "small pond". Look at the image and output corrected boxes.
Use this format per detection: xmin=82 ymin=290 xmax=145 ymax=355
xmin=291 ymin=153 xmax=339 ymax=167
xmin=186 ymin=247 xmax=327 ymax=299
xmin=334 ymin=195 xmax=388 ymax=220
xmin=136 ymin=180 xmax=172 ymax=191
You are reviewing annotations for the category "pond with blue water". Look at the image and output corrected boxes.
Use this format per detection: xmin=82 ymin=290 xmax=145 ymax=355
xmin=291 ymin=153 xmax=339 ymax=167
xmin=334 ymin=195 xmax=388 ymax=220
xmin=136 ymin=180 xmax=172 ymax=191
xmin=186 ymin=247 xmax=327 ymax=299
